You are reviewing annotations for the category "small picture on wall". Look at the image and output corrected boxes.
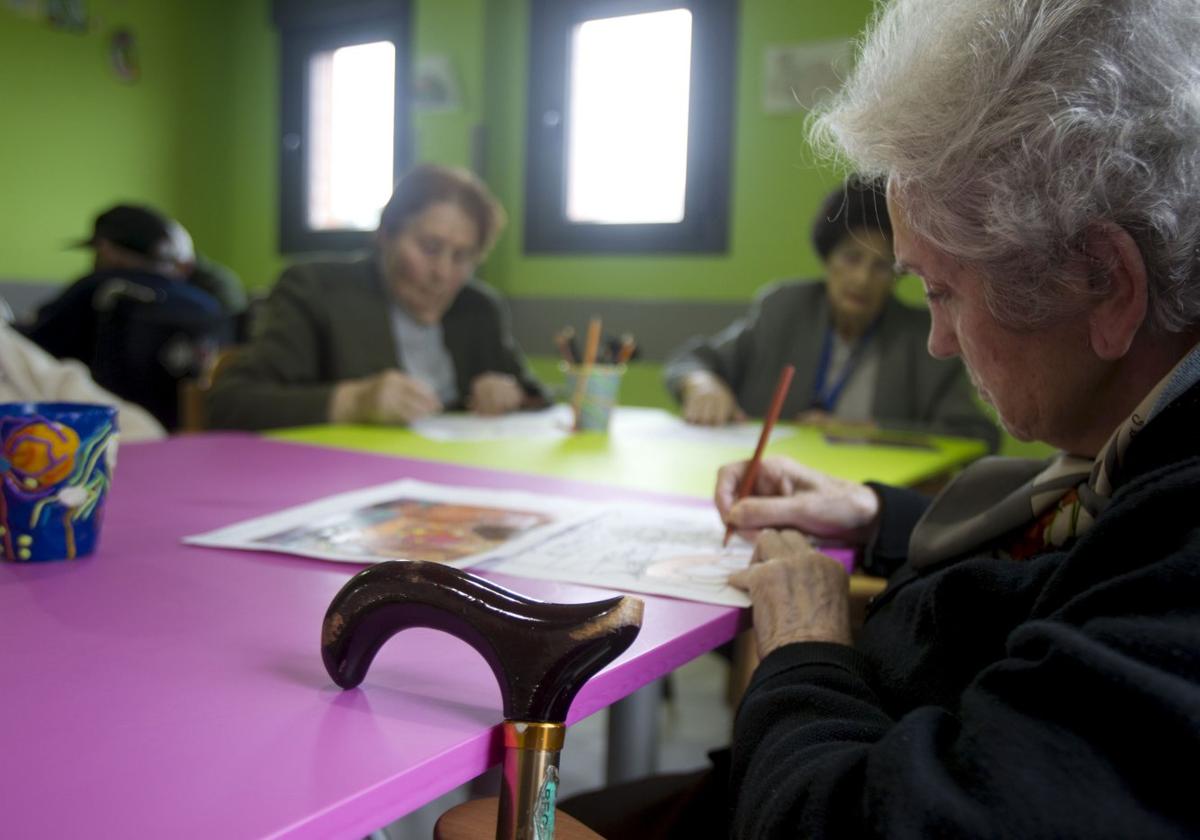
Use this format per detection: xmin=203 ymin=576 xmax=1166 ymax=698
xmin=45 ymin=0 xmax=88 ymax=32
xmin=110 ymin=28 xmax=139 ymax=83
xmin=412 ymin=54 xmax=463 ymax=112
xmin=763 ymin=41 xmax=853 ymax=114
xmin=5 ymin=0 xmax=43 ymax=20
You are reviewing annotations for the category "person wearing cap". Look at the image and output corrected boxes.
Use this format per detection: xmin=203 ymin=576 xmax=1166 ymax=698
xmin=25 ymin=204 xmax=231 ymax=429
xmin=207 ymin=163 xmax=547 ymax=430
xmin=663 ymin=177 xmax=997 ymax=450
xmin=161 ymin=219 xmax=248 ymax=322
xmin=38 ymin=203 xmax=244 ymax=317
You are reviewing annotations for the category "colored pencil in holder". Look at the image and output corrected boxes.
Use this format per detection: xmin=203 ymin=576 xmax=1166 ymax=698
xmin=570 ymin=317 xmax=603 ymax=431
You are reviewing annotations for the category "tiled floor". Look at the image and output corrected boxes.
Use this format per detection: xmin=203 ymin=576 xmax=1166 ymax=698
xmin=378 ymin=652 xmax=733 ymax=839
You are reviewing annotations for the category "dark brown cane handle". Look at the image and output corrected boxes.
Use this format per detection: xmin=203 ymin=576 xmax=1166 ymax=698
xmin=321 ymin=560 xmax=644 ymax=722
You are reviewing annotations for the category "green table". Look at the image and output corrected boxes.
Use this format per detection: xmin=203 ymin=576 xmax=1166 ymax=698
xmin=272 ymin=413 xmax=987 ymax=499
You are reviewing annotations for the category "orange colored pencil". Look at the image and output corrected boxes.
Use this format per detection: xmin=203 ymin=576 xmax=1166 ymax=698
xmin=615 ymin=334 xmax=637 ymax=366
xmin=571 ymin=317 xmax=603 ymax=431
xmin=722 ymin=363 xmax=795 ymax=547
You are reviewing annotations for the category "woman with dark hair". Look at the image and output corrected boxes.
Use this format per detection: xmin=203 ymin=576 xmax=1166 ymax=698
xmin=663 ymin=176 xmax=996 ymax=448
xmin=208 ymin=164 xmax=546 ymax=430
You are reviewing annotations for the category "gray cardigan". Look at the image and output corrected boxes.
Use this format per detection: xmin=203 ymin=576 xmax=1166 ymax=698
xmin=207 ymin=257 xmax=546 ymax=430
xmin=663 ymin=280 xmax=999 ymax=450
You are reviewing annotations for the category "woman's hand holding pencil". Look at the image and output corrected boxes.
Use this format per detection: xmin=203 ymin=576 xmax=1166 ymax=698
xmin=720 ymin=364 xmax=795 ymax=546
xmin=715 ymin=456 xmax=882 ymax=546
xmin=714 ymin=363 xmax=882 ymax=547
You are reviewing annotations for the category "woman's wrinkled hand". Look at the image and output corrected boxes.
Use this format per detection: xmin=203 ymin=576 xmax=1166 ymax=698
xmin=728 ymin=529 xmax=852 ymax=656
xmin=468 ymin=372 xmax=524 ymax=416
xmin=681 ymin=371 xmax=746 ymax=426
xmin=329 ymin=369 xmax=443 ymax=425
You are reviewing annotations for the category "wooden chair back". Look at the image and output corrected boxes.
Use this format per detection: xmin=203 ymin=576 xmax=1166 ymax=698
xmin=177 ymin=346 xmax=239 ymax=433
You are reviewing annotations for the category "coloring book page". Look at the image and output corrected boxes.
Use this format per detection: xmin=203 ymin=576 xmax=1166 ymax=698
xmin=473 ymin=502 xmax=754 ymax=607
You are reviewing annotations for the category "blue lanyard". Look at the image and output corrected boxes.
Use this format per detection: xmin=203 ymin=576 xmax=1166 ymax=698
xmin=810 ymin=319 xmax=880 ymax=412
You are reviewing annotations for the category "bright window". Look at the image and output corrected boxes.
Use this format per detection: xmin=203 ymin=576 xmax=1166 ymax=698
xmin=525 ymin=0 xmax=735 ymax=254
xmin=565 ymin=10 xmax=692 ymax=224
xmin=274 ymin=0 xmax=412 ymax=253
xmin=306 ymin=41 xmax=396 ymax=231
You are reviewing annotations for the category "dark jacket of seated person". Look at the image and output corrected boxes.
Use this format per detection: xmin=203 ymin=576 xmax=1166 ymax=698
xmin=25 ymin=268 xmax=228 ymax=429
xmin=664 ymin=280 xmax=1000 ymax=450
xmin=206 ymin=258 xmax=546 ymax=430
xmin=207 ymin=163 xmax=547 ymax=431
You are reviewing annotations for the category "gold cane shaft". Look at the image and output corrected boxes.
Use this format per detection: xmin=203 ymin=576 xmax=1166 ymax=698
xmin=497 ymin=721 xmax=565 ymax=840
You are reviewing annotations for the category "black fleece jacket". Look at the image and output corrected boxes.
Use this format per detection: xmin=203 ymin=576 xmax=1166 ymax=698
xmin=730 ymin=381 xmax=1200 ymax=839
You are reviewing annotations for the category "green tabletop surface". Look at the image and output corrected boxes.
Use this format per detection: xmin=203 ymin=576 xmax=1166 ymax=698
xmin=271 ymin=410 xmax=987 ymax=499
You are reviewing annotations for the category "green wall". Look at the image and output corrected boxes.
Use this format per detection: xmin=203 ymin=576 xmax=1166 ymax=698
xmin=0 ymin=0 xmax=235 ymax=282
xmin=413 ymin=0 xmax=487 ymax=171
xmin=219 ymin=0 xmax=280 ymax=289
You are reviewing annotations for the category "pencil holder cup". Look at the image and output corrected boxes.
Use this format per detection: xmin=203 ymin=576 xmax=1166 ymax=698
xmin=0 ymin=402 xmax=119 ymax=562
xmin=560 ymin=363 xmax=624 ymax=432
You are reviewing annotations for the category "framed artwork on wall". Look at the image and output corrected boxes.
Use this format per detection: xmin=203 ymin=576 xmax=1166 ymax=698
xmin=110 ymin=28 xmax=139 ymax=83
xmin=6 ymin=0 xmax=43 ymax=19
xmin=45 ymin=0 xmax=88 ymax=32
xmin=412 ymin=54 xmax=462 ymax=112
xmin=763 ymin=40 xmax=853 ymax=114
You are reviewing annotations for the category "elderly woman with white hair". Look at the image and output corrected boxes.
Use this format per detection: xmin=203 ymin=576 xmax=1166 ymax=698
xmin=560 ymin=0 xmax=1200 ymax=837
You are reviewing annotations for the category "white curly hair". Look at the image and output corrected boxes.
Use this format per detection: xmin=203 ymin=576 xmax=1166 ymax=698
xmin=811 ymin=0 xmax=1200 ymax=332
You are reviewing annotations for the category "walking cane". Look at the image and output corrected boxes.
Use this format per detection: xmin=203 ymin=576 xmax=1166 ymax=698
xmin=321 ymin=560 xmax=644 ymax=840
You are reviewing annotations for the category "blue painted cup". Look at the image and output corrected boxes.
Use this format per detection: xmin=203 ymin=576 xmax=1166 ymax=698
xmin=0 ymin=402 xmax=120 ymax=562
xmin=560 ymin=364 xmax=624 ymax=432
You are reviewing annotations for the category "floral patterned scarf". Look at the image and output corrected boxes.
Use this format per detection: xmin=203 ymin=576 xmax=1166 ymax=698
xmin=908 ymin=342 xmax=1200 ymax=568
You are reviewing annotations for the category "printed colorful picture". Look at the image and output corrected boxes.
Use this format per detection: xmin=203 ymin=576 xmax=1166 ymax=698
xmin=257 ymin=497 xmax=554 ymax=564
xmin=184 ymin=479 xmax=598 ymax=568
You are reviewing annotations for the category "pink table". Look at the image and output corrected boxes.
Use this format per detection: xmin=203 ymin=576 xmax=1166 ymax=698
xmin=0 ymin=434 xmax=744 ymax=839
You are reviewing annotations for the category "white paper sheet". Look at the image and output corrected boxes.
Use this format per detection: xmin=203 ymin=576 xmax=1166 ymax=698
xmin=407 ymin=404 xmax=793 ymax=447
xmin=408 ymin=405 xmax=575 ymax=441
xmin=472 ymin=502 xmax=753 ymax=607
xmin=184 ymin=479 xmax=753 ymax=606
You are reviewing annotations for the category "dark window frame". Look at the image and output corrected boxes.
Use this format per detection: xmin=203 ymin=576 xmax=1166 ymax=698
xmin=274 ymin=1 xmax=413 ymax=254
xmin=524 ymin=0 xmax=736 ymax=255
